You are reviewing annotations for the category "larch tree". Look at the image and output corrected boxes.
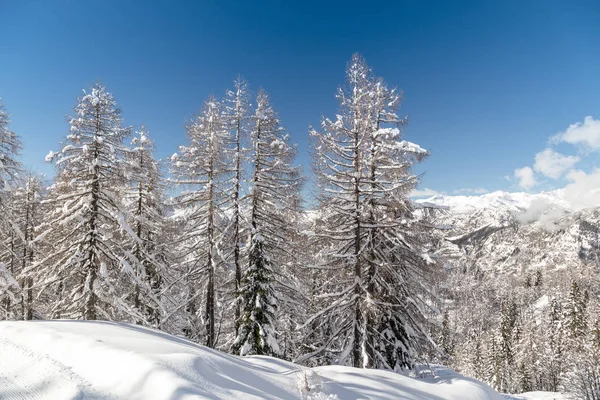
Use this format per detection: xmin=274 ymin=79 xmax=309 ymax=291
xmin=232 ymin=90 xmax=303 ymax=357
xmin=170 ymin=97 xmax=228 ymax=346
xmin=39 ymin=84 xmax=147 ymax=321
xmin=124 ymin=127 xmax=169 ymax=326
xmin=0 ymin=187 xmax=21 ymax=318
xmin=13 ymin=176 xmax=43 ymax=320
xmin=0 ymin=99 xmax=22 ymax=195
xmin=0 ymin=100 xmax=29 ymax=320
xmin=222 ymin=77 xmax=250 ymax=340
xmin=303 ymin=54 xmax=434 ymax=370
xmin=0 ymin=99 xmax=23 ymax=318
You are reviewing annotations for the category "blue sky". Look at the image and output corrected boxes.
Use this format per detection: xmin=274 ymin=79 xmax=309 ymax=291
xmin=1 ymin=0 xmax=600 ymax=199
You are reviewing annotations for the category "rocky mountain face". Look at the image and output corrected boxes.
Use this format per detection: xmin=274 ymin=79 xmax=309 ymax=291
xmin=418 ymin=191 xmax=600 ymax=288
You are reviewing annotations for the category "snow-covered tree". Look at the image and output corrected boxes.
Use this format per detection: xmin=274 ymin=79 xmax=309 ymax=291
xmin=0 ymin=99 xmax=22 ymax=194
xmin=222 ymin=78 xmax=251 ymax=340
xmin=38 ymin=84 xmax=147 ymax=321
xmin=439 ymin=310 xmax=455 ymax=360
xmin=0 ymin=199 xmax=21 ymax=318
xmin=303 ymin=54 xmax=433 ymax=370
xmin=544 ymin=297 xmax=564 ymax=391
xmin=0 ymin=261 xmax=20 ymax=318
xmin=0 ymin=99 xmax=23 ymax=317
xmin=170 ymin=97 xmax=228 ymax=346
xmin=495 ymin=297 xmax=518 ymax=392
xmin=124 ymin=127 xmax=169 ymax=326
xmin=565 ymin=280 xmax=588 ymax=348
xmin=232 ymin=90 xmax=303 ymax=357
xmin=13 ymin=176 xmax=43 ymax=320
xmin=515 ymin=308 xmax=539 ymax=392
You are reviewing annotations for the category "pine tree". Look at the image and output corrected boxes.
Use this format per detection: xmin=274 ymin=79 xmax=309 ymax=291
xmin=491 ymin=334 xmax=502 ymax=390
xmin=486 ymin=296 xmax=521 ymax=392
xmin=545 ymin=297 xmax=564 ymax=391
xmin=232 ymin=90 xmax=302 ymax=357
xmin=518 ymin=361 xmax=532 ymax=392
xmin=534 ymin=270 xmax=543 ymax=287
xmin=565 ymin=280 xmax=588 ymax=348
xmin=170 ymin=97 xmax=228 ymax=346
xmin=440 ymin=310 xmax=454 ymax=360
xmin=516 ymin=308 xmax=540 ymax=391
xmin=592 ymin=318 xmax=600 ymax=350
xmin=303 ymin=54 xmax=433 ymax=370
xmin=471 ymin=332 xmax=487 ymax=381
xmin=38 ymin=84 xmax=146 ymax=320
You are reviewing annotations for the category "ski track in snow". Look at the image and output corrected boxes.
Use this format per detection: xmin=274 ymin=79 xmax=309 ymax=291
xmin=0 ymin=336 xmax=107 ymax=400
xmin=0 ymin=372 xmax=44 ymax=400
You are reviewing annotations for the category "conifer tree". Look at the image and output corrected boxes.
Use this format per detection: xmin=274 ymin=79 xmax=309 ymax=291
xmin=222 ymin=78 xmax=250 ymax=339
xmin=233 ymin=90 xmax=302 ymax=357
xmin=496 ymin=297 xmax=519 ymax=392
xmin=171 ymin=97 xmax=228 ymax=345
xmin=0 ymin=99 xmax=23 ymax=318
xmin=304 ymin=54 xmax=433 ymax=370
xmin=0 ymin=195 xmax=21 ymax=318
xmin=565 ymin=280 xmax=588 ymax=348
xmin=125 ymin=127 xmax=169 ymax=326
xmin=39 ymin=84 xmax=147 ymax=320
xmin=440 ymin=310 xmax=454 ymax=359
xmin=0 ymin=99 xmax=22 ymax=195
xmin=545 ymin=297 xmax=564 ymax=391
xmin=13 ymin=176 xmax=43 ymax=320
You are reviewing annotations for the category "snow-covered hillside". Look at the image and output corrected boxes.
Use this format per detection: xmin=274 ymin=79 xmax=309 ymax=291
xmin=0 ymin=320 xmax=513 ymax=400
xmin=415 ymin=190 xmax=599 ymax=397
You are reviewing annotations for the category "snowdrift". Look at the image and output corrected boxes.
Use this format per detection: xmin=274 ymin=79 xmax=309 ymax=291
xmin=0 ymin=320 xmax=504 ymax=399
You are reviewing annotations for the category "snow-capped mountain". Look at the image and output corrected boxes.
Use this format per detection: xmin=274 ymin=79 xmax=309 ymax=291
xmin=417 ymin=190 xmax=570 ymax=215
xmin=417 ymin=190 xmax=600 ymax=279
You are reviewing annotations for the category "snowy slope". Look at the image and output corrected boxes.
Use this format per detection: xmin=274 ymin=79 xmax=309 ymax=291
xmin=505 ymin=393 xmax=569 ymax=400
xmin=0 ymin=320 xmax=505 ymax=400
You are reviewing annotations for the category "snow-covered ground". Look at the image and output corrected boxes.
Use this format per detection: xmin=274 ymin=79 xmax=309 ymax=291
xmin=0 ymin=321 xmax=562 ymax=400
xmin=505 ymin=392 xmax=569 ymax=400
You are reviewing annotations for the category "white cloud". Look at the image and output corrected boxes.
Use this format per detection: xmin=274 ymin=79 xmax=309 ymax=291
xmin=503 ymin=175 xmax=512 ymax=182
xmin=552 ymin=116 xmax=600 ymax=150
xmin=453 ymin=188 xmax=488 ymax=195
xmin=410 ymin=188 xmax=443 ymax=198
xmin=514 ymin=166 xmax=538 ymax=189
xmin=533 ymin=148 xmax=580 ymax=179
xmin=515 ymin=198 xmax=569 ymax=232
xmin=562 ymin=168 xmax=600 ymax=211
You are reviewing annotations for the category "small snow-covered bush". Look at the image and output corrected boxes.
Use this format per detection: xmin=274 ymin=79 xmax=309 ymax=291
xmin=296 ymin=370 xmax=339 ymax=400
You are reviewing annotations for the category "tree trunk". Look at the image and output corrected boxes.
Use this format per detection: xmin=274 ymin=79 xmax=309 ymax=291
xmin=205 ymin=122 xmax=216 ymax=348
xmin=234 ymin=112 xmax=242 ymax=338
xmin=352 ymin=121 xmax=363 ymax=368
xmin=364 ymin=116 xmax=381 ymax=368
xmin=83 ymin=109 xmax=101 ymax=320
